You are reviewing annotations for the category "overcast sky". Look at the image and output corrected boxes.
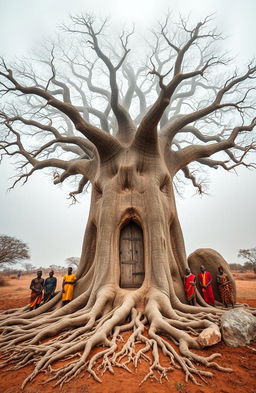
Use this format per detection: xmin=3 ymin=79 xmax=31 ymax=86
xmin=0 ymin=0 xmax=255 ymax=269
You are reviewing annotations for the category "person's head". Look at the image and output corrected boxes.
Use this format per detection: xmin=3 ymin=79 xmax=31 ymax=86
xmin=37 ymin=270 xmax=42 ymax=278
xmin=49 ymin=270 xmax=54 ymax=277
xmin=200 ymin=265 xmax=206 ymax=273
xmin=218 ymin=266 xmax=224 ymax=274
xmin=68 ymin=267 xmax=72 ymax=275
xmin=185 ymin=268 xmax=191 ymax=275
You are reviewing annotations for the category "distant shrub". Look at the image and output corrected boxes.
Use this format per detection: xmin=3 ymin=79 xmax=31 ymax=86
xmin=232 ymin=272 xmax=256 ymax=280
xmin=0 ymin=278 xmax=9 ymax=286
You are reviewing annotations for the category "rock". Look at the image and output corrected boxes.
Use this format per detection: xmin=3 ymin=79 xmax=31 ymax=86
xmin=221 ymin=308 xmax=256 ymax=347
xmin=197 ymin=324 xmax=221 ymax=347
xmin=188 ymin=248 xmax=236 ymax=304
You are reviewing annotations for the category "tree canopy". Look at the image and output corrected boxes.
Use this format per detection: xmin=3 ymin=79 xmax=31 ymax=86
xmin=65 ymin=256 xmax=80 ymax=268
xmin=0 ymin=235 xmax=30 ymax=265
xmin=0 ymin=14 xmax=255 ymax=198
xmin=238 ymin=247 xmax=256 ymax=271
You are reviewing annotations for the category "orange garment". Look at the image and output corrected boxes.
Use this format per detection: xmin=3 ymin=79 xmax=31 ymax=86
xmin=30 ymin=291 xmax=42 ymax=308
xmin=62 ymin=273 xmax=76 ymax=301
xmin=198 ymin=271 xmax=215 ymax=305
xmin=218 ymin=273 xmax=234 ymax=305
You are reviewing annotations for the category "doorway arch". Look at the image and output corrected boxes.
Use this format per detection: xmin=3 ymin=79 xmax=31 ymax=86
xmin=119 ymin=221 xmax=145 ymax=288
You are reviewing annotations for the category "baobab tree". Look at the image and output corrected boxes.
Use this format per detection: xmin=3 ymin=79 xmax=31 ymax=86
xmin=0 ymin=14 xmax=255 ymax=387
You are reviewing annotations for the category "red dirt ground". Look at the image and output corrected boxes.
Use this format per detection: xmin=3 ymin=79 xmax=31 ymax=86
xmin=0 ymin=273 xmax=255 ymax=393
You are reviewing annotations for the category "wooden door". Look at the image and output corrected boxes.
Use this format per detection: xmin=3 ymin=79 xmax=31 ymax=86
xmin=120 ymin=221 xmax=144 ymax=288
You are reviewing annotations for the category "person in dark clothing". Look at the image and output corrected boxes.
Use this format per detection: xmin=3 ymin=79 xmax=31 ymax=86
xmin=29 ymin=270 xmax=44 ymax=310
xmin=43 ymin=270 xmax=57 ymax=303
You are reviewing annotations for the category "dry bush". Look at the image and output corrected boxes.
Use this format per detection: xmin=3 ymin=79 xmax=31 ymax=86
xmin=0 ymin=277 xmax=10 ymax=286
xmin=233 ymin=272 xmax=256 ymax=280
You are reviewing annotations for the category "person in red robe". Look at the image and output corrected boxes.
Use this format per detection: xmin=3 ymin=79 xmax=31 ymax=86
xmin=198 ymin=265 xmax=215 ymax=305
xmin=184 ymin=268 xmax=196 ymax=305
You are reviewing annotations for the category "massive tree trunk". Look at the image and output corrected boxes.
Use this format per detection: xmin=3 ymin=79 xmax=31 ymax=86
xmin=0 ymin=134 xmax=238 ymax=388
xmin=76 ymin=143 xmax=187 ymax=303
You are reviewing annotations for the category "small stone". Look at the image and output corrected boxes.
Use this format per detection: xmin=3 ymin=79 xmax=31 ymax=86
xmin=221 ymin=308 xmax=256 ymax=347
xmin=197 ymin=324 xmax=221 ymax=347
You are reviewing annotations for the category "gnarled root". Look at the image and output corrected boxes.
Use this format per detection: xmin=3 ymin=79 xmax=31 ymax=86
xmin=0 ymin=287 xmax=233 ymax=389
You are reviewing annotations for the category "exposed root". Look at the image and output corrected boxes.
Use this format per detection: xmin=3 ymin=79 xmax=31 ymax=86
xmin=0 ymin=287 xmax=237 ymax=389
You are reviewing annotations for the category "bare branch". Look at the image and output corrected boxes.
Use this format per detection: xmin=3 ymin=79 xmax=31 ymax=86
xmin=65 ymin=16 xmax=136 ymax=139
xmin=173 ymin=119 xmax=256 ymax=173
xmin=181 ymin=166 xmax=204 ymax=194
xmin=136 ymin=17 xmax=225 ymax=144
xmin=68 ymin=176 xmax=90 ymax=204
xmin=160 ymin=64 xmax=256 ymax=144
xmin=0 ymin=60 xmax=122 ymax=160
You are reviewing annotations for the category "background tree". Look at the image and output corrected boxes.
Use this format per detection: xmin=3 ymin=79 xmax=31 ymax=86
xmin=23 ymin=262 xmax=36 ymax=272
xmin=0 ymin=14 xmax=255 ymax=387
xmin=238 ymin=247 xmax=256 ymax=273
xmin=49 ymin=264 xmax=66 ymax=274
xmin=65 ymin=257 xmax=80 ymax=269
xmin=0 ymin=235 xmax=30 ymax=266
xmin=228 ymin=263 xmax=244 ymax=272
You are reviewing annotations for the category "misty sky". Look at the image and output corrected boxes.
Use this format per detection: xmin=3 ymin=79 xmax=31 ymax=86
xmin=0 ymin=0 xmax=255 ymax=269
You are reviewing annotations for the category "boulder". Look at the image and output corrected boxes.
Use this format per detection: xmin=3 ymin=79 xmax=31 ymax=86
xmin=221 ymin=308 xmax=256 ymax=347
xmin=197 ymin=324 xmax=221 ymax=347
xmin=188 ymin=248 xmax=236 ymax=304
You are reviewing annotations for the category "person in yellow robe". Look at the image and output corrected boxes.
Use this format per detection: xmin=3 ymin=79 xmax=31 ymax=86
xmin=62 ymin=267 xmax=77 ymax=306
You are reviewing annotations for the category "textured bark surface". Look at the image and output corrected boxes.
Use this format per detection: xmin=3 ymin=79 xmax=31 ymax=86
xmin=74 ymin=141 xmax=188 ymax=303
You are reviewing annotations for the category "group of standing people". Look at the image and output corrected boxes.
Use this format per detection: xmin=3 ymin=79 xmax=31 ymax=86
xmin=29 ymin=265 xmax=234 ymax=310
xmin=29 ymin=267 xmax=77 ymax=311
xmin=184 ymin=265 xmax=234 ymax=307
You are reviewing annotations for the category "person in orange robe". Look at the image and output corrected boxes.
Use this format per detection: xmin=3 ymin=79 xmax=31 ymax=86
xmin=62 ymin=267 xmax=77 ymax=306
xmin=184 ymin=268 xmax=196 ymax=305
xmin=198 ymin=265 xmax=215 ymax=305
xmin=29 ymin=270 xmax=44 ymax=310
